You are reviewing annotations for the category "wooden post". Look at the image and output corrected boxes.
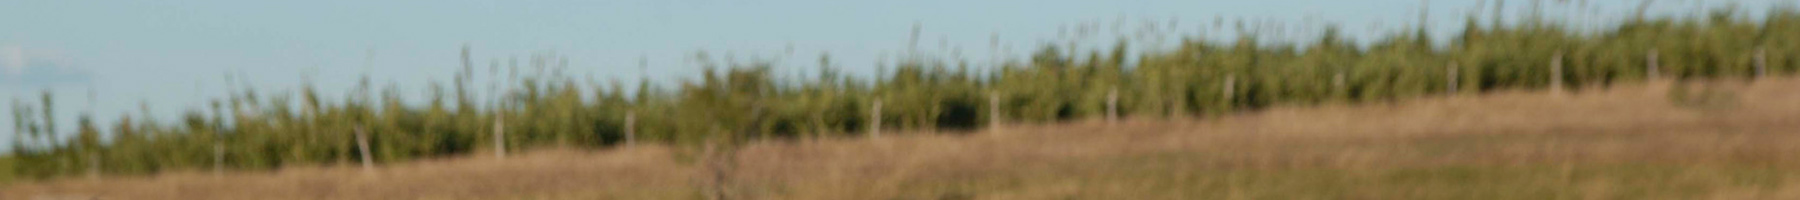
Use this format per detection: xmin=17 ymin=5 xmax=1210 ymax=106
xmin=213 ymin=142 xmax=223 ymax=177
xmin=1647 ymin=49 xmax=1660 ymax=80
xmin=493 ymin=114 xmax=506 ymax=159
xmin=1166 ymin=97 xmax=1180 ymax=117
xmin=1550 ymin=51 xmax=1564 ymax=94
xmin=870 ymin=100 xmax=882 ymax=138
xmin=1332 ymin=72 xmax=1346 ymax=99
xmin=1222 ymin=75 xmax=1236 ymax=104
xmin=1166 ymin=95 xmax=1180 ymax=118
xmin=988 ymin=92 xmax=1000 ymax=129
xmin=1106 ymin=87 xmax=1118 ymax=125
xmin=625 ymin=110 xmax=636 ymax=147
xmin=1447 ymin=62 xmax=1459 ymax=94
xmin=355 ymin=126 xmax=373 ymax=172
xmin=1755 ymin=47 xmax=1768 ymax=79
xmin=87 ymin=153 xmax=100 ymax=180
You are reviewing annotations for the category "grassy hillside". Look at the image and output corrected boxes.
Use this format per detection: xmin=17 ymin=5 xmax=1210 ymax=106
xmin=9 ymin=9 xmax=1800 ymax=182
xmin=5 ymin=77 xmax=1799 ymax=199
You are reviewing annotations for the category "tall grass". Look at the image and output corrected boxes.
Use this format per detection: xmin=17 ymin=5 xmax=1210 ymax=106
xmin=5 ymin=8 xmax=1800 ymax=182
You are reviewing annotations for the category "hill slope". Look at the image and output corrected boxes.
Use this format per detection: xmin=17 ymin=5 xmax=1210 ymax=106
xmin=7 ymin=78 xmax=1800 ymax=199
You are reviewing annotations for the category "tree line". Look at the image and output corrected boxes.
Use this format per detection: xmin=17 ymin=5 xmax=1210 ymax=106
xmin=5 ymin=9 xmax=1799 ymax=182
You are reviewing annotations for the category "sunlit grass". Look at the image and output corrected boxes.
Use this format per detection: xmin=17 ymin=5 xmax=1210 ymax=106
xmin=6 ymin=78 xmax=1800 ymax=199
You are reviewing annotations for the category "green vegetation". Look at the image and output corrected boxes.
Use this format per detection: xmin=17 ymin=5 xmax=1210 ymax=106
xmin=6 ymin=9 xmax=1800 ymax=182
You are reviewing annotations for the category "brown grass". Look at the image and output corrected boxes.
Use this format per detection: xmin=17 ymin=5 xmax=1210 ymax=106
xmin=8 ymin=78 xmax=1800 ymax=200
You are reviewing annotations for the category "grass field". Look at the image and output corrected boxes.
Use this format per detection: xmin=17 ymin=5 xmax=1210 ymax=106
xmin=6 ymin=78 xmax=1800 ymax=199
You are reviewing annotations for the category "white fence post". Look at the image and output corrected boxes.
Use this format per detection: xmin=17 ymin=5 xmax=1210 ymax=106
xmin=988 ymin=92 xmax=1001 ymax=129
xmin=87 ymin=153 xmax=100 ymax=180
xmin=870 ymin=100 xmax=882 ymax=138
xmin=355 ymin=126 xmax=373 ymax=172
xmin=1648 ymin=49 xmax=1660 ymax=80
xmin=625 ymin=110 xmax=636 ymax=147
xmin=1447 ymin=62 xmax=1459 ymax=94
xmin=1551 ymin=51 xmax=1565 ymax=95
xmin=493 ymin=114 xmax=506 ymax=159
xmin=213 ymin=142 xmax=223 ymax=177
xmin=1106 ymin=87 xmax=1119 ymax=125
xmin=1755 ymin=47 xmax=1768 ymax=79
xmin=1167 ymin=89 xmax=1182 ymax=118
xmin=1333 ymin=71 xmax=1346 ymax=99
xmin=1223 ymin=75 xmax=1236 ymax=105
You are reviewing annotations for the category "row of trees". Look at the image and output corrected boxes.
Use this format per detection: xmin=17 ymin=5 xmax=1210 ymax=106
xmin=5 ymin=9 xmax=1799 ymax=182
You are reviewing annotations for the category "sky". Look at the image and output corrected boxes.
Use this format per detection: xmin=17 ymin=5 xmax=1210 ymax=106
xmin=0 ymin=0 xmax=1792 ymax=149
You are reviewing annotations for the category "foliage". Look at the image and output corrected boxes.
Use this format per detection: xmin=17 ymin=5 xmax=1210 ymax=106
xmin=5 ymin=9 xmax=1800 ymax=182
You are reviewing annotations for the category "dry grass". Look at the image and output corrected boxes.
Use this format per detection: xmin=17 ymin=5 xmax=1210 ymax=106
xmin=7 ymin=78 xmax=1800 ymax=199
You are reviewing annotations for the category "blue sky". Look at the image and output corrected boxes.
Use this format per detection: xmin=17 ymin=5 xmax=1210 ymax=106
xmin=0 ymin=0 xmax=1791 ymax=148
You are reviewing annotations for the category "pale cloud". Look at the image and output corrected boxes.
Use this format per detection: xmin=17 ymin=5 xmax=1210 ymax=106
xmin=2 ymin=46 xmax=23 ymax=75
xmin=0 ymin=46 xmax=90 ymax=86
